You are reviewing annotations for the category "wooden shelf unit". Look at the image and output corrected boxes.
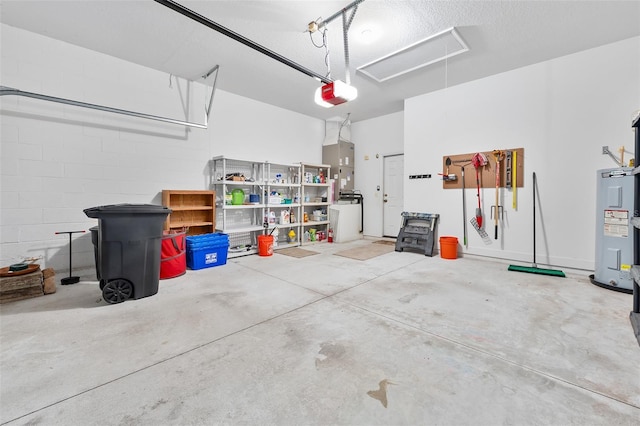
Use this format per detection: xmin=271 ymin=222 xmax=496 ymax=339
xmin=162 ymin=190 xmax=216 ymax=235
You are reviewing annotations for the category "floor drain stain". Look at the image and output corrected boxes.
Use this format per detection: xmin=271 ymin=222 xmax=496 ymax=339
xmin=367 ymin=379 xmax=396 ymax=408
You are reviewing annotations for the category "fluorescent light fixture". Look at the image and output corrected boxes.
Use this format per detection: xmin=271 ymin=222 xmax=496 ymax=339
xmin=314 ymin=80 xmax=358 ymax=108
xmin=357 ymin=27 xmax=469 ymax=83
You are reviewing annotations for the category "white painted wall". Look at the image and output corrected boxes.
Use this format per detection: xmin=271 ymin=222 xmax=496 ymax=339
xmin=0 ymin=24 xmax=324 ymax=277
xmin=351 ymin=111 xmax=404 ymax=237
xmin=210 ymin=90 xmax=324 ymax=164
xmin=404 ymin=36 xmax=640 ymax=270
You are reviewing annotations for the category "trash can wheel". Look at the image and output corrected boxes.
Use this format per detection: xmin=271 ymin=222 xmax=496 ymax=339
xmin=102 ymin=279 xmax=133 ymax=304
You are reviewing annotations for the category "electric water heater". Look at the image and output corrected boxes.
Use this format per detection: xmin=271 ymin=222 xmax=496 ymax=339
xmin=591 ymin=167 xmax=635 ymax=292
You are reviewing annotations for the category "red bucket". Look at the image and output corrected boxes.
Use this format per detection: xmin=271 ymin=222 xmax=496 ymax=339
xmin=257 ymin=235 xmax=274 ymax=257
xmin=160 ymin=230 xmax=187 ymax=279
xmin=439 ymin=236 xmax=458 ymax=260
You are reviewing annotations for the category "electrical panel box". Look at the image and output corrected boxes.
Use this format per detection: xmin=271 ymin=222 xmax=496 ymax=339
xmin=593 ymin=167 xmax=635 ymax=292
xmin=323 ymin=141 xmax=355 ymax=193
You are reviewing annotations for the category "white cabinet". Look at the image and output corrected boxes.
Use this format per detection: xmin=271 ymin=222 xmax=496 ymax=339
xmin=211 ymin=156 xmax=266 ymax=257
xmin=300 ymin=163 xmax=332 ymax=245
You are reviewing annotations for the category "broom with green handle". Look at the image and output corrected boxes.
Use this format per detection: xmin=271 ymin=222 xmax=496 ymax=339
xmin=508 ymin=172 xmax=565 ymax=277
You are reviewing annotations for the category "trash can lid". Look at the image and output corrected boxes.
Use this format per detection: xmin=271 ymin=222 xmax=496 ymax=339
xmin=84 ymin=204 xmax=171 ymax=218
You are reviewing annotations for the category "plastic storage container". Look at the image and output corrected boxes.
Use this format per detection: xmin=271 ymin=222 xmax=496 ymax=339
xmin=84 ymin=204 xmax=171 ymax=304
xmin=257 ymin=234 xmax=274 ymax=256
xmin=186 ymin=233 xmax=229 ymax=269
xmin=161 ymin=230 xmax=187 ymax=279
xmin=439 ymin=236 xmax=458 ymax=259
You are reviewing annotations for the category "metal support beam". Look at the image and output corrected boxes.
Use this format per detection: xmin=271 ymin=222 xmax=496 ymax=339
xmin=321 ymin=0 xmax=366 ymax=26
xmin=342 ymin=5 xmax=359 ymax=85
xmin=0 ymin=86 xmax=209 ymax=129
xmin=202 ymin=65 xmax=219 ymax=120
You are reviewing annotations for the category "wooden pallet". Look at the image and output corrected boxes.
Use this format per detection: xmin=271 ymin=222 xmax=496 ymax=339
xmin=0 ymin=266 xmax=44 ymax=304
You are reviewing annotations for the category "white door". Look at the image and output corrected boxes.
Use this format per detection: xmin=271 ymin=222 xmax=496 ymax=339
xmin=383 ymin=154 xmax=404 ymax=237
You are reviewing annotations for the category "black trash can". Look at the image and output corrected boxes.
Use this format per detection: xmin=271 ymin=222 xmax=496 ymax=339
xmin=89 ymin=226 xmax=100 ymax=281
xmin=84 ymin=204 xmax=171 ymax=304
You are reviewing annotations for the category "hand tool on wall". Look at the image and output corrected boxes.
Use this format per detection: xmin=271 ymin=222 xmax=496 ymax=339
xmin=456 ymin=162 xmax=472 ymax=247
xmin=491 ymin=150 xmax=505 ymax=240
xmin=461 ymin=164 xmax=468 ymax=246
xmin=438 ymin=172 xmax=457 ymax=181
xmin=439 ymin=157 xmax=456 ymax=181
xmin=512 ymin=150 xmax=517 ymax=209
xmin=505 ymin=151 xmax=512 ymax=187
xmin=471 ymin=152 xmax=488 ymax=228
xmin=470 ymin=216 xmax=492 ymax=244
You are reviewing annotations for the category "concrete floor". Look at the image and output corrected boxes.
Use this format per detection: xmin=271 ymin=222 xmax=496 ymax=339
xmin=1 ymin=238 xmax=639 ymax=425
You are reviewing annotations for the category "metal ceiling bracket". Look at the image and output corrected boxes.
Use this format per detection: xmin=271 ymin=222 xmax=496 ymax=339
xmin=320 ymin=0 xmax=365 ymax=27
xmin=154 ymin=0 xmax=332 ymax=85
xmin=342 ymin=5 xmax=359 ymax=85
xmin=202 ymin=65 xmax=219 ymax=121
xmin=0 ymin=85 xmax=211 ymax=129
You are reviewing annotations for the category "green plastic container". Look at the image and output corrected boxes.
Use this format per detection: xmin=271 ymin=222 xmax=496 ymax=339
xmin=231 ymin=188 xmax=245 ymax=205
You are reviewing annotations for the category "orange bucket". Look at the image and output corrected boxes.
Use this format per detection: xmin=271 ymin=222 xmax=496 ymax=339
xmin=257 ymin=235 xmax=274 ymax=257
xmin=439 ymin=236 xmax=458 ymax=259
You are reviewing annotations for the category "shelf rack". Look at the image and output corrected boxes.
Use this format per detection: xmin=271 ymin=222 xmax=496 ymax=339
xmin=210 ymin=157 xmax=310 ymax=256
xmin=630 ymin=114 xmax=640 ymax=345
xmin=300 ymin=163 xmax=332 ymax=245
xmin=264 ymin=161 xmax=302 ymax=249
xmin=211 ymin=157 xmax=265 ymax=257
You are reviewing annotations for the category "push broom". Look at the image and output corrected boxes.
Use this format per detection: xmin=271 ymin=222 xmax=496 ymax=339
xmin=508 ymin=172 xmax=565 ymax=277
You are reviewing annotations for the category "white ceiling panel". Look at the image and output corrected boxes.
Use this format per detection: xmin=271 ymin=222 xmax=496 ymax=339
xmin=2 ymin=0 xmax=639 ymax=122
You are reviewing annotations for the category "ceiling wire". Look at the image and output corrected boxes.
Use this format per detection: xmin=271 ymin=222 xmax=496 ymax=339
xmin=309 ymin=26 xmax=331 ymax=79
xmin=307 ymin=0 xmax=363 ymax=84
xmin=338 ymin=112 xmax=351 ymax=141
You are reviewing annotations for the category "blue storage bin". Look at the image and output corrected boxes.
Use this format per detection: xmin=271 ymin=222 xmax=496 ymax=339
xmin=186 ymin=232 xmax=228 ymax=246
xmin=186 ymin=233 xmax=229 ymax=270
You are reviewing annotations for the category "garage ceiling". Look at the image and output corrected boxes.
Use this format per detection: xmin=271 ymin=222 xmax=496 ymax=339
xmin=2 ymin=0 xmax=639 ymax=122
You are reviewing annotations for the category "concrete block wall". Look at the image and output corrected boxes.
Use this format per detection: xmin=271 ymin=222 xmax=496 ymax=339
xmin=0 ymin=24 xmax=325 ymax=279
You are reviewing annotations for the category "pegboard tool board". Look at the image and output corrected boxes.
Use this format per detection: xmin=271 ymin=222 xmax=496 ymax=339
xmin=442 ymin=148 xmax=524 ymax=189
